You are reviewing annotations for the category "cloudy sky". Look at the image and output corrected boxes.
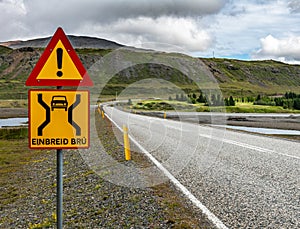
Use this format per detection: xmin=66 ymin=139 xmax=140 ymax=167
xmin=1 ymin=0 xmax=300 ymax=63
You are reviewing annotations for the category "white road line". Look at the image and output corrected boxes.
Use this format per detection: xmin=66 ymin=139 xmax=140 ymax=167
xmin=103 ymin=110 xmax=229 ymax=229
xmin=164 ymin=124 xmax=300 ymax=160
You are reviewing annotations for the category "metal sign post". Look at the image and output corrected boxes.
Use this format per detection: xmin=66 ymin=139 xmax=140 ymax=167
xmin=57 ymin=148 xmax=63 ymax=229
xmin=56 ymin=86 xmax=63 ymax=229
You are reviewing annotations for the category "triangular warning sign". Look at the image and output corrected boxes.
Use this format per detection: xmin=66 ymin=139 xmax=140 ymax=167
xmin=26 ymin=27 xmax=93 ymax=86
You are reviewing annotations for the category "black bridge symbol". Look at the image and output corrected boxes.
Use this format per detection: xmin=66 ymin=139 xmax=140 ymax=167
xmin=37 ymin=94 xmax=81 ymax=136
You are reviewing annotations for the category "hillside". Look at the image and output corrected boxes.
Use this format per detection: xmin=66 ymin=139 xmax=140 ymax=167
xmin=201 ymin=58 xmax=300 ymax=96
xmin=0 ymin=36 xmax=300 ymax=100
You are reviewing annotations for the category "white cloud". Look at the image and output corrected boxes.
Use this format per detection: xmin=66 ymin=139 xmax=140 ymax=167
xmin=253 ymin=35 xmax=300 ymax=63
xmin=1 ymin=0 xmax=300 ymax=63
xmin=0 ymin=0 xmax=28 ymax=40
xmin=0 ymin=0 xmax=224 ymax=52
xmin=85 ymin=16 xmax=213 ymax=53
xmin=199 ymin=0 xmax=298 ymax=58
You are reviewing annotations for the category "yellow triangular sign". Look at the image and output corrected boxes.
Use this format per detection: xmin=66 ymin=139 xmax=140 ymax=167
xmin=37 ymin=40 xmax=82 ymax=80
xmin=26 ymin=27 xmax=93 ymax=86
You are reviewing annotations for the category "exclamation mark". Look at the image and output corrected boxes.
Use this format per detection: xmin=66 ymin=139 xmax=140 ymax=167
xmin=56 ymin=48 xmax=63 ymax=77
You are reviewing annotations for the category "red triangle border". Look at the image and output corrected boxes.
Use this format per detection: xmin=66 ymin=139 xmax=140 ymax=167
xmin=25 ymin=27 xmax=93 ymax=87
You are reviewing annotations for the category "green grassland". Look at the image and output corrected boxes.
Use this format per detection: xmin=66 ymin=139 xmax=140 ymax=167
xmin=132 ymin=99 xmax=197 ymax=111
xmin=224 ymin=102 xmax=300 ymax=113
xmin=0 ymin=128 xmax=44 ymax=207
xmin=129 ymin=100 xmax=300 ymax=113
xmin=201 ymin=58 xmax=300 ymax=97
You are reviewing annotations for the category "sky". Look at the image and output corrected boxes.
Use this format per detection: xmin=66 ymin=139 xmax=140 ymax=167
xmin=1 ymin=0 xmax=300 ymax=64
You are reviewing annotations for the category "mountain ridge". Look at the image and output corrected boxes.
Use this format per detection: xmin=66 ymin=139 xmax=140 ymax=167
xmin=0 ymin=35 xmax=124 ymax=49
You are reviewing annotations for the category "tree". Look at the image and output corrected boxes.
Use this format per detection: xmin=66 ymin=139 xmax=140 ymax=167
xmin=256 ymin=94 xmax=261 ymax=101
xmin=224 ymin=98 xmax=229 ymax=106
xmin=229 ymin=96 xmax=235 ymax=106
xmin=247 ymin=97 xmax=254 ymax=103
xmin=275 ymin=98 xmax=283 ymax=106
xmin=293 ymin=98 xmax=300 ymax=110
xmin=197 ymin=93 xmax=205 ymax=103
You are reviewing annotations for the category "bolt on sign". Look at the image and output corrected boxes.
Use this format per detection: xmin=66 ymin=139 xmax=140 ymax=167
xmin=29 ymin=90 xmax=89 ymax=149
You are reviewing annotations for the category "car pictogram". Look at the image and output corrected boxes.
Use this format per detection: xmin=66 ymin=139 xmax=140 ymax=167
xmin=51 ymin=95 xmax=68 ymax=111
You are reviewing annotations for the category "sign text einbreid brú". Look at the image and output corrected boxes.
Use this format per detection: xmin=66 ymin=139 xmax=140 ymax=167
xmin=26 ymin=27 xmax=93 ymax=149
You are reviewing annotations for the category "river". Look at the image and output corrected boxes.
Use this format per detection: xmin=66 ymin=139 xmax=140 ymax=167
xmin=0 ymin=117 xmax=28 ymax=128
xmin=1 ymin=115 xmax=300 ymax=136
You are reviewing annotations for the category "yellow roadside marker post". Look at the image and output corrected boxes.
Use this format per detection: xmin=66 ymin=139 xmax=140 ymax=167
xmin=164 ymin=111 xmax=167 ymax=119
xmin=123 ymin=125 xmax=131 ymax=160
xmin=101 ymin=110 xmax=105 ymax=119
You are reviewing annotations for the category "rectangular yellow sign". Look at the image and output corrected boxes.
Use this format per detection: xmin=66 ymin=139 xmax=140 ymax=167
xmin=29 ymin=90 xmax=89 ymax=149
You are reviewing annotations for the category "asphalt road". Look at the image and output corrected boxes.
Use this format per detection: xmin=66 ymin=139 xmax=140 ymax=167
xmin=102 ymin=106 xmax=300 ymax=228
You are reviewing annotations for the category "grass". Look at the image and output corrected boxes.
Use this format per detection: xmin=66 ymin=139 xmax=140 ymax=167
xmin=132 ymin=99 xmax=197 ymax=111
xmin=0 ymin=127 xmax=28 ymax=139
xmin=225 ymin=102 xmax=300 ymax=113
xmin=0 ymin=129 xmax=30 ymax=171
xmin=129 ymin=99 xmax=300 ymax=113
xmin=0 ymin=128 xmax=45 ymax=206
xmin=0 ymin=99 xmax=26 ymax=108
xmin=0 ymin=45 xmax=12 ymax=55
xmin=75 ymin=48 xmax=112 ymax=56
xmin=0 ymin=139 xmax=44 ymax=205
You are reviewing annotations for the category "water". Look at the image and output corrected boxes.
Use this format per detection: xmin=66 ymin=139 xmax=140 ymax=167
xmin=1 ymin=116 xmax=300 ymax=136
xmin=213 ymin=125 xmax=300 ymax=135
xmin=0 ymin=118 xmax=28 ymax=128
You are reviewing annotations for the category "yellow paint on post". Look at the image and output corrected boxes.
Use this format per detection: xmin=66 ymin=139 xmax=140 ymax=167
xmin=164 ymin=112 xmax=167 ymax=119
xmin=101 ymin=110 xmax=105 ymax=119
xmin=123 ymin=125 xmax=131 ymax=160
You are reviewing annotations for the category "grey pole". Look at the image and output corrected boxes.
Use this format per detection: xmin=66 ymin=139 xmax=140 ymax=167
xmin=56 ymin=85 xmax=63 ymax=229
xmin=57 ymin=149 xmax=63 ymax=229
